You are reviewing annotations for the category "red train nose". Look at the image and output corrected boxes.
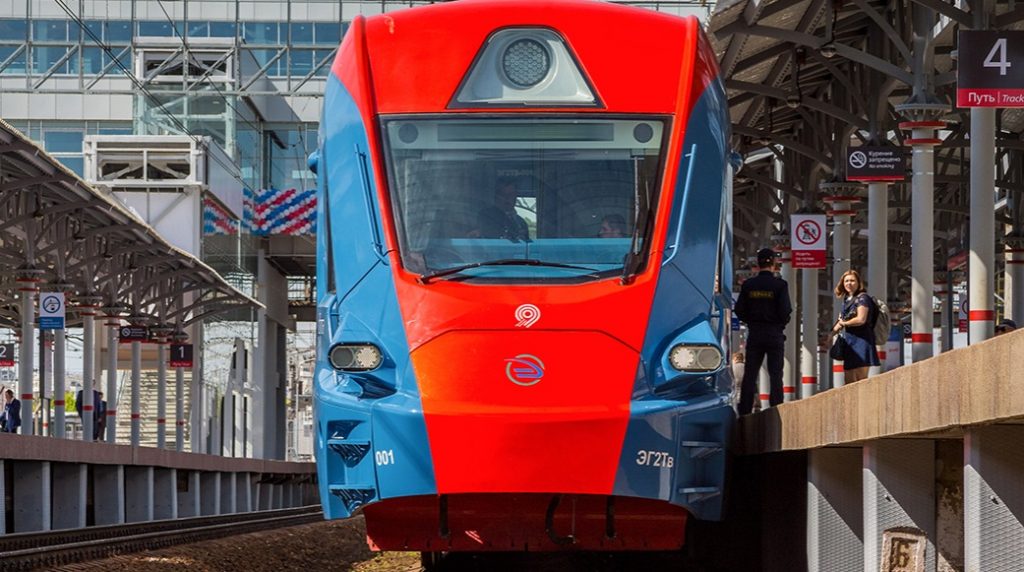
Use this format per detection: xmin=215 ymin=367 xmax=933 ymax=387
xmin=412 ymin=329 xmax=638 ymax=494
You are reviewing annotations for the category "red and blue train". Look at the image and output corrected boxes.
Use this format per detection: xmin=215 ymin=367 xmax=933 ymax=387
xmin=313 ymin=0 xmax=735 ymax=554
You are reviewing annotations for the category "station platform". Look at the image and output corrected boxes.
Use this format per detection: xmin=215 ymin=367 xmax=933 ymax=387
xmin=727 ymin=329 xmax=1024 ymax=572
xmin=0 ymin=435 xmax=316 ymax=535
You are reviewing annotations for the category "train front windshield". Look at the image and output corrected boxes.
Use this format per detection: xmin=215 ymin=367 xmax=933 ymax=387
xmin=382 ymin=117 xmax=668 ymax=283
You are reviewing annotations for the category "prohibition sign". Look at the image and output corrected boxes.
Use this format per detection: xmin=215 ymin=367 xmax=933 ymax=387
xmin=795 ymin=220 xmax=822 ymax=246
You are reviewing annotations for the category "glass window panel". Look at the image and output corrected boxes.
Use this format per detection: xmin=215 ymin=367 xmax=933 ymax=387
xmin=98 ymin=125 xmax=133 ymax=135
xmin=44 ymin=130 xmax=84 ymax=153
xmin=209 ymin=21 xmax=236 ymax=38
xmin=138 ymin=21 xmax=174 ymax=37
xmin=0 ymin=18 xmax=28 ymax=41
xmin=32 ymin=47 xmax=72 ymax=75
xmin=289 ymin=49 xmax=314 ymax=76
xmin=32 ymin=20 xmax=68 ymax=42
xmin=106 ymin=21 xmax=132 ymax=43
xmin=314 ymin=22 xmax=341 ymax=45
xmin=58 ymin=156 xmax=85 ymax=176
xmin=248 ymin=49 xmax=281 ymax=75
xmin=187 ymin=21 xmax=209 ymax=37
xmin=82 ymin=47 xmax=104 ymax=74
xmin=0 ymin=46 xmax=27 ymax=75
xmin=243 ymin=22 xmax=278 ymax=44
xmin=313 ymin=49 xmax=334 ymax=77
xmin=84 ymin=20 xmax=104 ymax=41
xmin=290 ymin=22 xmax=314 ymax=45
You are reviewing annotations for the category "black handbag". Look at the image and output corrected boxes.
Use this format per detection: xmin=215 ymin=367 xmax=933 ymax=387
xmin=829 ymin=333 xmax=848 ymax=360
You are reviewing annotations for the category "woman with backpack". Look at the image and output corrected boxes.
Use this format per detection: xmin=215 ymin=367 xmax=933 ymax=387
xmin=831 ymin=269 xmax=880 ymax=383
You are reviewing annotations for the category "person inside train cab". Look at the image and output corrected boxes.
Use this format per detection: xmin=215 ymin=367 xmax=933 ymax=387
xmin=733 ymin=248 xmax=792 ymax=415
xmin=598 ymin=214 xmax=627 ymax=238
xmin=476 ymin=179 xmax=530 ymax=241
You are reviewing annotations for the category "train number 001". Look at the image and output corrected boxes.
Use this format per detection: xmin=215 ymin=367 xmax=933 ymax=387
xmin=374 ymin=450 xmax=396 ymax=466
xmin=636 ymin=450 xmax=674 ymax=468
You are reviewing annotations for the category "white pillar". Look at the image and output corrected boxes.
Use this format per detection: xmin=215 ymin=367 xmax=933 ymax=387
xmin=800 ymin=268 xmax=818 ymax=398
xmin=54 ymin=324 xmax=68 ymax=439
xmin=936 ymin=277 xmax=952 ymax=353
xmin=828 ymin=197 xmax=853 ymax=388
xmin=131 ymin=339 xmax=141 ymax=447
xmin=105 ymin=317 xmax=119 ymax=443
xmin=905 ymin=123 xmax=942 ymax=362
xmin=867 ymin=182 xmax=888 ymax=375
xmin=779 ymin=247 xmax=798 ymax=401
xmin=17 ymin=279 xmax=37 ymax=435
xmin=808 ymin=448 xmax=863 ymax=572
xmin=176 ymin=366 xmax=185 ymax=451
xmin=191 ymin=326 xmax=204 ymax=454
xmin=970 ymin=107 xmax=996 ymax=343
xmin=964 ymin=426 xmax=1024 ymax=569
xmin=157 ymin=342 xmax=167 ymax=449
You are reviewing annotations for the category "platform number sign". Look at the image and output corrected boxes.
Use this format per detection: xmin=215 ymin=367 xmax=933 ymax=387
xmin=169 ymin=344 xmax=193 ymax=368
xmin=0 ymin=343 xmax=14 ymax=367
xmin=957 ymin=31 xmax=1024 ymax=107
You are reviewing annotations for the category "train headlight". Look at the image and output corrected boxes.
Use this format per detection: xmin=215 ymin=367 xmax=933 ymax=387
xmin=669 ymin=344 xmax=723 ymax=372
xmin=502 ymin=38 xmax=551 ymax=88
xmin=329 ymin=343 xmax=383 ymax=372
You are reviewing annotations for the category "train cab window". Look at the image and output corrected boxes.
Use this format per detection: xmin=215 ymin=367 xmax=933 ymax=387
xmin=381 ymin=116 xmax=667 ymax=283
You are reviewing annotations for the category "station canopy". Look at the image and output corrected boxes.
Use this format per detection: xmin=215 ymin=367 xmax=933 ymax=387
xmin=0 ymin=119 xmax=260 ymax=330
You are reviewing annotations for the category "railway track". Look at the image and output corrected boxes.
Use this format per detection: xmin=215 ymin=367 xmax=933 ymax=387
xmin=0 ymin=505 xmax=323 ymax=571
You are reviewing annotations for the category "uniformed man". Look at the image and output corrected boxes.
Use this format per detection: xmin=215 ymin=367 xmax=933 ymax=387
xmin=734 ymin=247 xmax=792 ymax=415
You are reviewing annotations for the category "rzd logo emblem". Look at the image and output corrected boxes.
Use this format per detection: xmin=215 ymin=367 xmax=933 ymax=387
xmin=514 ymin=304 xmax=540 ymax=328
xmin=505 ymin=354 xmax=545 ymax=386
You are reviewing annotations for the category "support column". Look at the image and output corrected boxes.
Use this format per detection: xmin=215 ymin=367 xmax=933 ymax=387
xmin=1007 ymin=238 xmax=1024 ymax=325
xmin=965 ymin=425 xmax=1024 ymax=569
xmin=125 ymin=466 xmax=154 ymax=523
xmin=898 ymin=116 xmax=945 ymax=362
xmin=157 ymin=342 xmax=167 ymax=448
xmin=0 ymin=459 xmax=5 ymax=534
xmin=130 ymin=320 xmax=144 ymax=447
xmin=173 ymin=330 xmax=187 ymax=452
xmin=51 ymin=463 xmax=87 ymax=530
xmin=201 ymin=472 xmax=221 ymax=516
xmin=970 ymin=107 xmax=996 ymax=343
xmin=102 ymin=305 xmax=125 ymax=444
xmin=935 ymin=279 xmax=950 ymax=352
xmin=775 ymin=240 xmax=798 ymax=401
xmin=809 ymin=448 xmax=863 ymax=572
xmin=16 ymin=272 xmax=40 ymax=435
xmin=153 ymin=468 xmax=177 ymax=520
xmin=93 ymin=464 xmax=125 ymax=525
xmin=238 ymin=472 xmax=253 ymax=512
xmin=221 ymin=471 xmax=238 ymax=514
xmin=54 ymin=325 xmax=67 ymax=439
xmin=13 ymin=461 xmax=51 ymax=532
xmin=191 ymin=326 xmax=204 ymax=454
xmin=866 ymin=182 xmax=889 ymax=374
xmin=800 ymin=268 xmax=818 ymax=398
xmin=863 ymin=440 xmax=936 ymax=572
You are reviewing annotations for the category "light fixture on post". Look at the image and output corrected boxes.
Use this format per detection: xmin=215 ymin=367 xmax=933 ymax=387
xmin=820 ymin=42 xmax=838 ymax=58
xmin=786 ymin=93 xmax=801 ymax=109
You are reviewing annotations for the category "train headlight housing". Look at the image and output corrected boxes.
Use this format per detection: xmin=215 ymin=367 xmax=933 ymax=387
xmin=501 ymin=38 xmax=551 ymax=88
xmin=669 ymin=344 xmax=723 ymax=372
xmin=329 ymin=343 xmax=383 ymax=372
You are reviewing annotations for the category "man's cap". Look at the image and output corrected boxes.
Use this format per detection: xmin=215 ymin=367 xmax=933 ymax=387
xmin=756 ymin=247 xmax=779 ymax=264
xmin=996 ymin=318 xmax=1017 ymax=331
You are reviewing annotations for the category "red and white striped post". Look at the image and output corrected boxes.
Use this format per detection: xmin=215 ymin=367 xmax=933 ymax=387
xmin=969 ymin=106 xmax=995 ymax=343
xmin=101 ymin=303 xmax=127 ymax=443
xmin=866 ymin=182 xmax=889 ymax=375
xmin=897 ymin=113 xmax=946 ymax=362
xmin=823 ymin=186 xmax=862 ymax=387
xmin=773 ymin=240 xmax=798 ymax=402
xmin=75 ymin=295 xmax=104 ymax=441
xmin=151 ymin=325 xmax=173 ymax=449
xmin=15 ymin=268 xmax=43 ymax=435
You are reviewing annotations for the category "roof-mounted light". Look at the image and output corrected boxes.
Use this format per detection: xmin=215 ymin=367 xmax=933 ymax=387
xmin=451 ymin=28 xmax=599 ymax=108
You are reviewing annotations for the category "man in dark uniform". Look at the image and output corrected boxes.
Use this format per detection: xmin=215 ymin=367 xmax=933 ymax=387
xmin=734 ymin=247 xmax=792 ymax=415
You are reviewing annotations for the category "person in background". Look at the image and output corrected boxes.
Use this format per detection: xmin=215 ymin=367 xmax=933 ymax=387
xmin=734 ymin=248 xmax=792 ymax=415
xmin=476 ymin=179 xmax=530 ymax=241
xmin=831 ymin=269 xmax=879 ymax=383
xmin=96 ymin=391 xmax=107 ymax=441
xmin=995 ymin=318 xmax=1017 ymax=336
xmin=1 ymin=389 xmax=22 ymax=434
xmin=75 ymin=387 xmax=102 ymax=439
xmin=598 ymin=214 xmax=627 ymax=238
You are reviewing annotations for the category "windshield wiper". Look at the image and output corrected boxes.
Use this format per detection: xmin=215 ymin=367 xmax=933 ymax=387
xmin=622 ymin=171 xmax=653 ymax=284
xmin=418 ymin=259 xmax=598 ymax=284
